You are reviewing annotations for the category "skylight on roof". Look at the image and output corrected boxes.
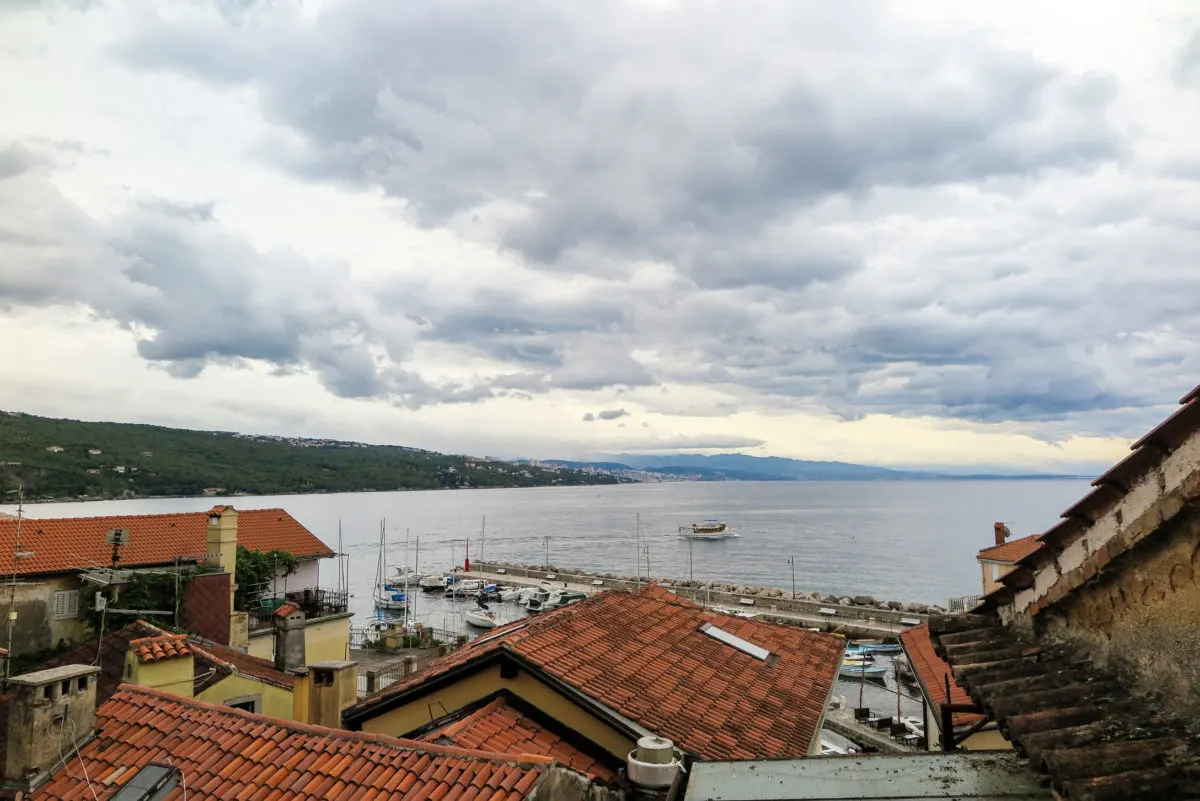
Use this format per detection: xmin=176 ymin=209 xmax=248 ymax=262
xmin=699 ymin=622 xmax=771 ymax=661
xmin=472 ymin=621 xmax=529 ymax=647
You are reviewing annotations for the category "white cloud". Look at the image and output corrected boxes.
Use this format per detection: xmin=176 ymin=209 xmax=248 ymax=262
xmin=0 ymin=0 xmax=1197 ymax=470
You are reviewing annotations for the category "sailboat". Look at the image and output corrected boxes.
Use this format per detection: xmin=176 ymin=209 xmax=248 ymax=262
xmin=373 ymin=521 xmax=408 ymax=612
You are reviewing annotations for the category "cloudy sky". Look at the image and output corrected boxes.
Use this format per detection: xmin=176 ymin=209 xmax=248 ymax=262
xmin=1 ymin=0 xmax=1198 ymax=471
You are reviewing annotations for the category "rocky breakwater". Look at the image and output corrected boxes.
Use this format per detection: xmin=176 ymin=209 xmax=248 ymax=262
xmin=474 ymin=561 xmax=944 ymax=625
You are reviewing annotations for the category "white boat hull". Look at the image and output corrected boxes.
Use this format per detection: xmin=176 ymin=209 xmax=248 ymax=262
xmin=464 ymin=609 xmax=500 ymax=629
xmin=679 ymin=530 xmax=737 ymax=540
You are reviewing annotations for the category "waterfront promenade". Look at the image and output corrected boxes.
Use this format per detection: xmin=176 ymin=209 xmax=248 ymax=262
xmin=464 ymin=562 xmax=927 ymax=639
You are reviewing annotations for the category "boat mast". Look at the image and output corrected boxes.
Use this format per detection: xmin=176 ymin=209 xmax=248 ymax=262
xmin=404 ymin=527 xmax=410 ymax=629
xmin=373 ymin=519 xmax=384 ymax=609
xmin=634 ymin=513 xmax=641 ymax=589
xmin=413 ymin=536 xmax=419 ymax=624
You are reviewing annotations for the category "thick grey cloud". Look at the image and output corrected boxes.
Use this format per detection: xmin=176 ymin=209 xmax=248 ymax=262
xmin=114 ymin=1 xmax=1121 ymax=285
xmin=6 ymin=3 xmax=1199 ymax=441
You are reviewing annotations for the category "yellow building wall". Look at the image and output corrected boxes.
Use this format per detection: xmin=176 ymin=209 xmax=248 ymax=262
xmin=196 ymin=674 xmax=294 ymax=720
xmin=921 ymin=698 xmax=1011 ymax=751
xmin=962 ymin=728 xmax=1011 ymax=751
xmin=245 ymin=614 xmax=352 ymax=663
xmin=127 ymin=654 xmax=195 ymax=699
xmin=247 ymin=633 xmax=272 ymax=661
xmin=359 ymin=663 xmax=636 ymax=760
xmin=979 ymin=560 xmax=1016 ymax=595
xmin=306 ymin=615 xmax=351 ymax=662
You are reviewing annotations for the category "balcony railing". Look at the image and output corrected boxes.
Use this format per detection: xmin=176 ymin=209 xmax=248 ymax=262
xmin=247 ymin=587 xmax=349 ymax=632
xmin=947 ymin=594 xmax=983 ymax=613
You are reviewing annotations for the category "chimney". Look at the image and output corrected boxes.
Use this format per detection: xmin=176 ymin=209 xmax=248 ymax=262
xmin=273 ymin=600 xmax=306 ymax=674
xmin=206 ymin=505 xmax=239 ymax=615
xmin=4 ymin=664 xmax=101 ymax=791
xmin=307 ymin=660 xmax=358 ymax=728
xmin=993 ymin=522 xmax=1010 ymax=547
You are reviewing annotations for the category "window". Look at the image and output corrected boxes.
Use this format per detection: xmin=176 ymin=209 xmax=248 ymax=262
xmin=989 ymin=563 xmax=1002 ymax=582
xmin=53 ymin=590 xmax=80 ymax=620
xmin=698 ymin=622 xmax=772 ymax=661
xmin=225 ymin=695 xmax=262 ymax=714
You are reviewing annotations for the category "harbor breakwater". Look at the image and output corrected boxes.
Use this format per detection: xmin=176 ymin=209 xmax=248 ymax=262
xmin=472 ymin=560 xmax=941 ymax=630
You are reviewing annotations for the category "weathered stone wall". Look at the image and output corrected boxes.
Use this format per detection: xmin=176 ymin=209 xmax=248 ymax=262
xmin=1050 ymin=509 xmax=1200 ymax=718
xmin=0 ymin=576 xmax=90 ymax=657
xmin=1010 ymin=430 xmax=1200 ymax=618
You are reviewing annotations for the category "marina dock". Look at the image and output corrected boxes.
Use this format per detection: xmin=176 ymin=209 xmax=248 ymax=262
xmin=463 ymin=563 xmax=927 ymax=639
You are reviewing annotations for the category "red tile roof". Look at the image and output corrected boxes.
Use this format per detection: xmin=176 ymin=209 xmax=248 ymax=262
xmin=274 ymin=599 xmax=301 ymax=618
xmin=0 ymin=507 xmax=333 ymax=576
xmin=194 ymin=639 xmax=295 ymax=690
xmin=423 ymin=697 xmax=616 ymax=782
xmin=899 ymin=624 xmax=984 ymax=729
xmin=35 ymin=685 xmax=557 ymax=800
xmin=129 ymin=633 xmax=192 ymax=663
xmin=350 ymin=585 xmax=845 ymax=760
xmin=977 ymin=533 xmax=1041 ymax=564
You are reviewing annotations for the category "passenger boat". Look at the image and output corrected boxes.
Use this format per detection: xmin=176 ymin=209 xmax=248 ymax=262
xmin=679 ymin=520 xmax=736 ymax=540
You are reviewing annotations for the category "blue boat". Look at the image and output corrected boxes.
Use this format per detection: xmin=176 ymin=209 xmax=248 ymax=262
xmin=839 ymin=662 xmax=889 ymax=680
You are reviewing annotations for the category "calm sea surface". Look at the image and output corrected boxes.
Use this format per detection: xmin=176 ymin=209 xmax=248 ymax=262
xmin=5 ymin=479 xmax=1088 ymax=615
xmin=4 ymin=480 xmax=1090 ymax=719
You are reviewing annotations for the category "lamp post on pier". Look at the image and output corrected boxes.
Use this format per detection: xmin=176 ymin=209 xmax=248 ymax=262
xmin=788 ymin=555 xmax=796 ymax=599
xmin=542 ymin=536 xmax=550 ymax=570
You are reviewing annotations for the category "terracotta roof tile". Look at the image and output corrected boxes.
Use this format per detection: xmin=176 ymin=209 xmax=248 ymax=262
xmin=977 ymin=533 xmax=1042 ymax=564
xmin=929 ymin=614 xmax=1200 ymax=799
xmin=0 ymin=507 xmax=334 ymax=576
xmin=274 ymin=600 xmax=301 ymax=618
xmin=423 ymin=698 xmax=615 ymax=782
xmin=34 ymin=686 xmax=556 ymax=800
xmin=194 ymin=640 xmax=295 ymax=690
xmin=130 ymin=633 xmax=193 ymax=663
xmin=350 ymin=585 xmax=844 ymax=760
xmin=899 ymin=624 xmax=984 ymax=728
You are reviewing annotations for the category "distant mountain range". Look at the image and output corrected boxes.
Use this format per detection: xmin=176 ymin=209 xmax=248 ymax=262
xmin=548 ymin=453 xmax=1092 ymax=481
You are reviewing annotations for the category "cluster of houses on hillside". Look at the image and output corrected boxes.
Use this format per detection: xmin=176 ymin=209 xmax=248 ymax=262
xmin=1 ymin=383 xmax=1198 ymax=798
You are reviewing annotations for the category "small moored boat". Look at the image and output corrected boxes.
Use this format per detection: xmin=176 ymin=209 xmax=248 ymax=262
xmin=420 ymin=574 xmax=448 ymax=592
xmin=839 ymin=662 xmax=889 ymax=680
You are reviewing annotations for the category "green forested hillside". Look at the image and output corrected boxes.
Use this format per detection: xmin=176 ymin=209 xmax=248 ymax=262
xmin=0 ymin=411 xmax=621 ymax=501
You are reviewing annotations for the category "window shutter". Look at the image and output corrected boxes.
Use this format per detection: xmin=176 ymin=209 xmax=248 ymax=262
xmin=67 ymin=591 xmax=79 ymax=617
xmin=54 ymin=592 xmax=64 ymax=617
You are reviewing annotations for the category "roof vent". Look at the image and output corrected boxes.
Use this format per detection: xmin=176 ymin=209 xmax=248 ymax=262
xmin=111 ymin=762 xmax=180 ymax=801
xmin=627 ymin=735 xmax=682 ymax=790
xmin=699 ymin=622 xmax=771 ymax=661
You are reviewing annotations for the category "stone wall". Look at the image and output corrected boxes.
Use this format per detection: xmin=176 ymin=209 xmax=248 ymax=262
xmin=1010 ymin=428 xmax=1200 ymax=618
xmin=474 ymin=561 xmax=935 ymax=625
xmin=1049 ymin=508 xmax=1200 ymax=718
xmin=0 ymin=575 xmax=90 ymax=657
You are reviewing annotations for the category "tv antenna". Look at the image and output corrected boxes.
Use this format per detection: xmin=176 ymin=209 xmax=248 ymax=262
xmin=4 ymin=485 xmax=33 ymax=685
